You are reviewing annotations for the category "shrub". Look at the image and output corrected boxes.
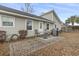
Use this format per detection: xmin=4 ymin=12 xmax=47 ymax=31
xmin=0 ymin=31 xmax=6 ymax=43
xmin=19 ymin=30 xmax=27 ymax=39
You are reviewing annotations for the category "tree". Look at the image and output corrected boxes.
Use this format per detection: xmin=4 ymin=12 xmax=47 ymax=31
xmin=70 ymin=16 xmax=76 ymax=26
xmin=76 ymin=17 xmax=79 ymax=23
xmin=22 ymin=3 xmax=34 ymax=14
xmin=65 ymin=16 xmax=76 ymax=26
xmin=65 ymin=18 xmax=70 ymax=24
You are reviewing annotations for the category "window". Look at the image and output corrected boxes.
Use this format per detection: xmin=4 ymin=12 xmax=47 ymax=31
xmin=27 ymin=20 xmax=32 ymax=30
xmin=2 ymin=22 xmax=13 ymax=26
xmin=1 ymin=15 xmax=15 ymax=27
xmin=47 ymin=24 xmax=49 ymax=30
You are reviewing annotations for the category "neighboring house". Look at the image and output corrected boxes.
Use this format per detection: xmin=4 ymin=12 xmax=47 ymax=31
xmin=0 ymin=5 xmax=63 ymax=40
xmin=68 ymin=22 xmax=79 ymax=26
xmin=41 ymin=10 xmax=64 ymax=31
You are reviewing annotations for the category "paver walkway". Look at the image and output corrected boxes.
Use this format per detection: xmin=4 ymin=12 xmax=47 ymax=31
xmin=9 ymin=36 xmax=63 ymax=56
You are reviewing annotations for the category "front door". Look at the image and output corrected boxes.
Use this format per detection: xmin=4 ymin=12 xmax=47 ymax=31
xmin=39 ymin=22 xmax=43 ymax=32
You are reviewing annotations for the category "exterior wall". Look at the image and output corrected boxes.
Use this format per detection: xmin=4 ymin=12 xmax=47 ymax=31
xmin=0 ymin=13 xmax=55 ymax=40
xmin=49 ymin=23 xmax=54 ymax=30
xmin=27 ymin=20 xmax=47 ymax=37
xmin=0 ymin=14 xmax=26 ymax=40
xmin=42 ymin=12 xmax=53 ymax=21
xmin=53 ymin=13 xmax=62 ymax=30
xmin=27 ymin=20 xmax=39 ymax=37
xmin=0 ymin=14 xmax=25 ymax=34
xmin=41 ymin=11 xmax=62 ymax=31
xmin=27 ymin=20 xmax=54 ymax=37
xmin=0 ymin=14 xmax=54 ymax=39
xmin=43 ymin=22 xmax=46 ymax=30
xmin=1 ymin=18 xmax=26 ymax=35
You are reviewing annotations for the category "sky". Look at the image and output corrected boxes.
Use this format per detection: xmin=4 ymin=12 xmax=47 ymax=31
xmin=0 ymin=3 xmax=79 ymax=23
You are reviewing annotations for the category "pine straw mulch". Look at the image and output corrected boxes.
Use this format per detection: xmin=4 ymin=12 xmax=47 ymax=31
xmin=0 ymin=42 xmax=10 ymax=56
xmin=1 ymin=32 xmax=79 ymax=56
xmin=28 ymin=32 xmax=79 ymax=56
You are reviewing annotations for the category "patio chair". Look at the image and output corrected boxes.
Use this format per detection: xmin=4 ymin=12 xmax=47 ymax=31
xmin=42 ymin=29 xmax=48 ymax=39
xmin=34 ymin=29 xmax=39 ymax=37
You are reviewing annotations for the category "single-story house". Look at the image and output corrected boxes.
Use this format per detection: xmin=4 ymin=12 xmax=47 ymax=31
xmin=0 ymin=5 xmax=63 ymax=41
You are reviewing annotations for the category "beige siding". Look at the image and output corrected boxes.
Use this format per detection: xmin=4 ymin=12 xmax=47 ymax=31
xmin=0 ymin=16 xmax=26 ymax=40
xmin=43 ymin=22 xmax=46 ymax=30
xmin=53 ymin=13 xmax=62 ymax=30
xmin=42 ymin=12 xmax=53 ymax=21
xmin=27 ymin=20 xmax=39 ymax=37
xmin=27 ymin=21 xmax=52 ymax=37
xmin=41 ymin=11 xmax=62 ymax=30
xmin=49 ymin=24 xmax=53 ymax=30
xmin=0 ymin=11 xmax=60 ymax=39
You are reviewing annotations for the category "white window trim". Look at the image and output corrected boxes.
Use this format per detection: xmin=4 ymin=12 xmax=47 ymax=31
xmin=26 ymin=20 xmax=33 ymax=31
xmin=1 ymin=15 xmax=15 ymax=27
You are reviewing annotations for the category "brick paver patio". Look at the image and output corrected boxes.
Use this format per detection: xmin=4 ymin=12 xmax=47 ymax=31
xmin=9 ymin=36 xmax=62 ymax=56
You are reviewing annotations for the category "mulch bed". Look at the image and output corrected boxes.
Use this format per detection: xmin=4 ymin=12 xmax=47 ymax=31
xmin=1 ymin=32 xmax=79 ymax=56
xmin=28 ymin=32 xmax=79 ymax=56
xmin=0 ymin=42 xmax=10 ymax=56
